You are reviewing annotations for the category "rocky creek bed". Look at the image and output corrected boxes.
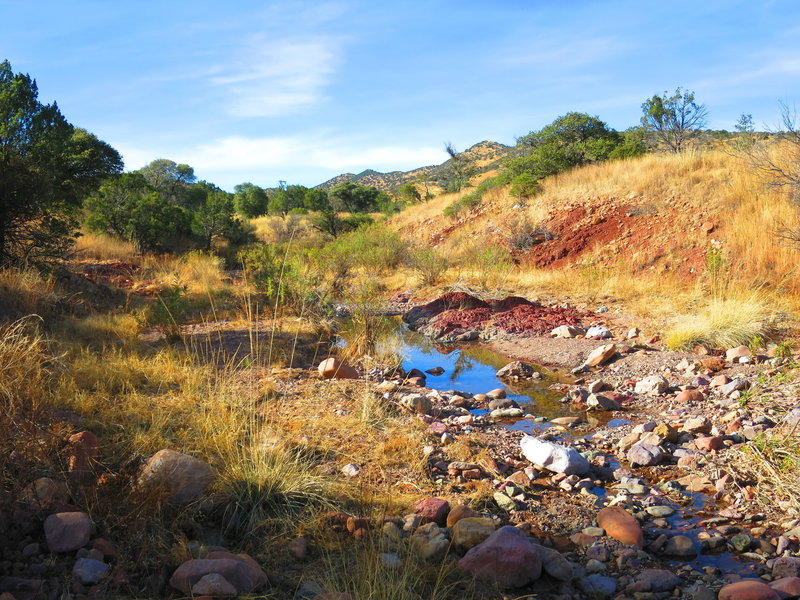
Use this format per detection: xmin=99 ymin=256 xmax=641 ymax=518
xmin=3 ymin=292 xmax=800 ymax=600
xmin=314 ymin=293 xmax=800 ymax=600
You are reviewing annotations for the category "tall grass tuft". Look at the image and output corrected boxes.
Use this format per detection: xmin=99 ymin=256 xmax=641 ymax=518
xmin=214 ymin=437 xmax=336 ymax=541
xmin=665 ymin=293 xmax=786 ymax=350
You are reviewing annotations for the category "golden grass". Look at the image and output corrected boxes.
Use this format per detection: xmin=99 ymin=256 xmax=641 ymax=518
xmin=0 ymin=317 xmax=49 ymax=417
xmin=75 ymin=231 xmax=137 ymax=260
xmin=664 ymin=291 xmax=787 ymax=350
xmin=0 ymin=267 xmax=63 ymax=321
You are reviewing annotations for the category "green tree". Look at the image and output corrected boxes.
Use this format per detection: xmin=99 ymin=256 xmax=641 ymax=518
xmin=233 ymin=182 xmax=268 ymax=218
xmin=190 ymin=182 xmax=236 ymax=251
xmin=127 ymin=193 xmax=191 ymax=253
xmin=641 ymin=88 xmax=708 ymax=153
xmin=303 ymin=188 xmax=329 ymax=211
xmin=328 ymin=181 xmax=380 ymax=213
xmin=84 ymin=172 xmax=150 ymax=237
xmin=0 ymin=60 xmax=122 ymax=264
xmin=397 ymin=182 xmax=421 ymax=204
xmin=504 ymin=112 xmax=623 ymax=187
xmin=137 ymin=158 xmax=196 ymax=206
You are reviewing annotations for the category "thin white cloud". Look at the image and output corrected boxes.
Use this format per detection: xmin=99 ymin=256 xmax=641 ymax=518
xmin=118 ymin=134 xmax=445 ymax=186
xmin=209 ymin=35 xmax=341 ymax=118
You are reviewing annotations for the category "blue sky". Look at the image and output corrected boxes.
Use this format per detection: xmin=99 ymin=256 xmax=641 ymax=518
xmin=3 ymin=0 xmax=798 ymax=190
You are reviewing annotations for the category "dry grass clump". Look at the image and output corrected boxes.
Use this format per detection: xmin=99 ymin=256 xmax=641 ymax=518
xmin=140 ymin=251 xmax=229 ymax=297
xmin=0 ymin=268 xmax=64 ymax=321
xmin=0 ymin=317 xmax=50 ymax=417
xmin=664 ymin=292 xmax=787 ymax=350
xmin=727 ymin=431 xmax=800 ymax=516
xmin=75 ymin=232 xmax=137 ymax=260
xmin=317 ymin=535 xmax=473 ymax=600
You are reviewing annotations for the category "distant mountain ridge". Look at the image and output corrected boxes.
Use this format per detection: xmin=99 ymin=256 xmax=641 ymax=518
xmin=315 ymin=141 xmax=512 ymax=192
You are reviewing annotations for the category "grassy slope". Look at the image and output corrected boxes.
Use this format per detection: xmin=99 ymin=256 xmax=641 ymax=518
xmin=388 ymin=148 xmax=799 ymax=346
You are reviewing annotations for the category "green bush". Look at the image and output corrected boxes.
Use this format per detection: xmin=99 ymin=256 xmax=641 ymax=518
xmin=443 ymin=192 xmax=482 ymax=219
xmin=409 ymin=248 xmax=449 ymax=286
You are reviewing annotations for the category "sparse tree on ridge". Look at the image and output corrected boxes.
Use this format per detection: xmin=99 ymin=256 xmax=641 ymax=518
xmin=641 ymin=88 xmax=708 ymax=153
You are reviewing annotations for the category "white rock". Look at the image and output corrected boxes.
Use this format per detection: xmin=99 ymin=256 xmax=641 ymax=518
xmin=586 ymin=325 xmax=612 ymax=338
xmin=551 ymin=325 xmax=585 ymax=338
xmin=634 ymin=375 xmax=669 ymax=395
xmin=520 ymin=436 xmax=590 ymax=475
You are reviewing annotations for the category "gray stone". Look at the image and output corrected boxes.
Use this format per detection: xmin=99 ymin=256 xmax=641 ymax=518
xmin=520 ymin=436 xmax=590 ymax=475
xmin=722 ymin=378 xmax=750 ymax=396
xmin=534 ymin=544 xmax=573 ymax=581
xmin=586 ymin=325 xmax=612 ymax=339
xmin=661 ymin=534 xmax=697 ymax=558
xmin=400 ymin=393 xmax=432 ymax=415
xmin=44 ymin=512 xmax=93 ymax=553
xmin=587 ymin=394 xmax=620 ymax=411
xmin=496 ymin=361 xmax=536 ymax=379
xmin=73 ymin=558 xmax=109 ymax=585
xmin=627 ymin=442 xmax=664 ymax=467
xmin=578 ymin=574 xmax=617 ymax=598
xmin=139 ymin=449 xmax=215 ymax=504
xmin=410 ymin=522 xmax=449 ymax=561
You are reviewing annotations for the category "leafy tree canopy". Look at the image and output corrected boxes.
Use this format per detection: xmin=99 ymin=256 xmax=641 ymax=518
xmin=641 ymin=88 xmax=708 ymax=153
xmin=0 ymin=60 xmax=122 ymax=264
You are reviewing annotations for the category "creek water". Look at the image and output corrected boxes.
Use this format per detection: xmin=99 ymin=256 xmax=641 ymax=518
xmin=383 ymin=324 xmax=629 ymax=434
xmin=367 ymin=321 xmax=752 ymax=574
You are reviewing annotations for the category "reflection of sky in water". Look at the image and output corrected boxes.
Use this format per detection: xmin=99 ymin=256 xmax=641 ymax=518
xmin=387 ymin=325 xmax=573 ymax=420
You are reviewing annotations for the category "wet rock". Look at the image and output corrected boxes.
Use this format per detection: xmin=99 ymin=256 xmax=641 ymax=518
xmin=584 ymin=343 xmax=617 ymax=367
xmin=627 ymin=442 xmax=664 ymax=467
xmin=578 ymin=574 xmax=617 ymax=598
xmin=770 ymin=577 xmax=800 ymax=598
xmin=718 ymin=580 xmax=781 ymax=600
xmin=488 ymin=397 xmax=515 ymax=410
xmin=597 ymin=507 xmax=644 ymax=547
xmin=73 ymin=558 xmax=109 ymax=585
xmin=587 ymin=394 xmax=620 ymax=411
xmin=773 ymin=557 xmax=800 ymax=579
xmin=491 ymin=408 xmax=524 ymax=419
xmin=410 ymin=522 xmax=449 ymax=561
xmin=496 ymin=361 xmax=536 ymax=379
xmin=731 ymin=534 xmax=753 ymax=552
xmin=486 ymin=388 xmax=506 ymax=399
xmin=520 ymin=436 xmax=590 ymax=475
xmin=661 ymin=534 xmax=697 ymax=559
xmin=318 ymin=357 xmax=359 ymax=379
xmin=452 ymin=517 xmax=495 ymax=550
xmin=458 ymin=526 xmax=542 ymax=588
xmin=646 ymin=506 xmax=675 ymax=518
xmin=413 ymin=497 xmax=450 ymax=526
xmin=626 ymin=568 xmax=683 ymax=593
xmin=44 ymin=512 xmax=93 ymax=553
xmin=425 ymin=366 xmax=445 ymax=376
xmin=139 ymin=449 xmax=215 ymax=503
xmin=635 ymin=375 xmax=669 ymax=395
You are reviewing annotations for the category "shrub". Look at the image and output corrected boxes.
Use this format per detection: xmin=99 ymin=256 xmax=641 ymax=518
xmin=506 ymin=219 xmax=553 ymax=250
xmin=443 ymin=192 xmax=482 ymax=219
xmin=409 ymin=247 xmax=449 ymax=286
